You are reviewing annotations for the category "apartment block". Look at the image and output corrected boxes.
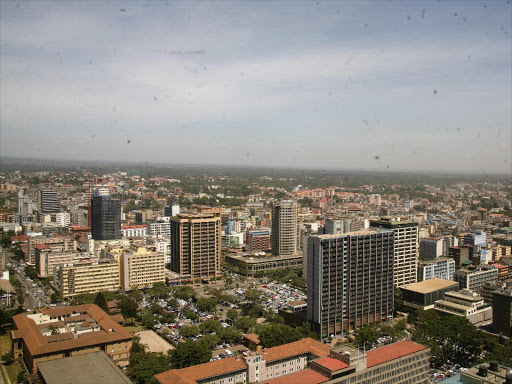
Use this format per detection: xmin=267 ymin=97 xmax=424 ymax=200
xmin=170 ymin=213 xmax=221 ymax=279
xmin=271 ymin=200 xmax=298 ymax=256
xmin=453 ymin=267 xmax=498 ymax=290
xmin=246 ymin=229 xmax=271 ymax=252
xmin=27 ymin=236 xmax=76 ymax=265
xmin=35 ymin=245 xmax=74 ymax=278
xmin=417 ymin=257 xmax=455 ymax=282
xmin=55 ymin=259 xmax=120 ymax=299
xmin=120 ymin=246 xmax=165 ymax=290
xmin=147 ymin=220 xmax=171 ymax=237
xmin=370 ymin=218 xmax=419 ymax=287
xmin=307 ymin=229 xmax=394 ymax=337
xmin=448 ymin=246 xmax=470 ymax=265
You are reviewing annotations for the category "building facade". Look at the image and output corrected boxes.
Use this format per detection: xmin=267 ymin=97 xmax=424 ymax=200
xmin=492 ymin=289 xmax=512 ymax=337
xmin=119 ymin=246 xmax=165 ymax=290
xmin=453 ymin=267 xmax=498 ymax=290
xmin=433 ymin=289 xmax=493 ymax=326
xmin=37 ymin=189 xmax=60 ymax=214
xmin=307 ymin=230 xmax=394 ymax=337
xmin=370 ymin=218 xmax=418 ymax=288
xmin=247 ymin=229 xmax=271 ymax=252
xmin=170 ymin=214 xmax=221 ymax=279
xmin=417 ymin=257 xmax=455 ymax=282
xmin=271 ymin=201 xmax=298 ymax=256
xmin=91 ymin=195 xmax=121 ymax=241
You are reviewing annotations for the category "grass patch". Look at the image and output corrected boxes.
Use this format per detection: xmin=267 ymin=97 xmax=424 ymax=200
xmin=4 ymin=361 xmax=23 ymax=383
xmin=124 ymin=325 xmax=144 ymax=334
xmin=0 ymin=334 xmax=11 ymax=354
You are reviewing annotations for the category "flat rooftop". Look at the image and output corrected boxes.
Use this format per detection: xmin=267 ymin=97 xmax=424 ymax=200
xmin=37 ymin=351 xmax=132 ymax=384
xmin=366 ymin=340 xmax=428 ymax=368
xmin=316 ymin=229 xmax=392 ymax=239
xmin=262 ymin=369 xmax=328 ymax=384
xmin=462 ymin=364 xmax=512 ymax=384
xmin=402 ymin=278 xmax=458 ymax=294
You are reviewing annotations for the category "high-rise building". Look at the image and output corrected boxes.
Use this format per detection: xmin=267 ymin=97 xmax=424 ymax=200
xmin=419 ymin=238 xmax=443 ymax=259
xmin=307 ymin=229 xmax=394 ymax=337
xmin=91 ymin=195 xmax=121 ymax=240
xmin=37 ymin=188 xmax=60 ymax=214
xmin=271 ymin=200 xmax=298 ymax=256
xmin=170 ymin=213 xmax=221 ymax=278
xmin=18 ymin=190 xmax=35 ymax=215
xmin=492 ymin=289 xmax=512 ymax=337
xmin=370 ymin=218 xmax=418 ymax=288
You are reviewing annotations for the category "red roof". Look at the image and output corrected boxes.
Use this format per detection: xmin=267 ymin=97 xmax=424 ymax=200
xmin=313 ymin=356 xmax=348 ymax=371
xmin=263 ymin=369 xmax=328 ymax=384
xmin=11 ymin=235 xmax=30 ymax=242
xmin=366 ymin=341 xmax=427 ymax=368
xmin=70 ymin=226 xmax=90 ymax=231
xmin=35 ymin=244 xmax=51 ymax=250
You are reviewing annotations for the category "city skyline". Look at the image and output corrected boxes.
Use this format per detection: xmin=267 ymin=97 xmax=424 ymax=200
xmin=1 ymin=1 xmax=511 ymax=173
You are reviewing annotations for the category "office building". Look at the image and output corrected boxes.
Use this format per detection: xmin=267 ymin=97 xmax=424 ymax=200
xmin=55 ymin=259 xmax=120 ymax=299
xmin=419 ymin=238 xmax=443 ymax=259
xmin=11 ymin=304 xmax=132 ymax=373
xmin=70 ymin=205 xmax=89 ymax=227
xmin=434 ymin=289 xmax=492 ymax=326
xmin=307 ymin=230 xmax=394 ymax=337
xmin=170 ymin=214 xmax=221 ymax=279
xmin=119 ymin=246 xmax=165 ymax=290
xmin=417 ymin=257 xmax=455 ymax=282
xmin=454 ymin=267 xmax=498 ymax=290
xmin=271 ymin=200 xmax=298 ymax=256
xmin=464 ymin=230 xmax=487 ymax=247
xmin=164 ymin=204 xmax=180 ymax=217
xmin=370 ymin=218 xmax=419 ymax=287
xmin=55 ymin=212 xmax=70 ymax=227
xmin=146 ymin=236 xmax=171 ymax=265
xmin=449 ymin=246 xmax=470 ymax=265
xmin=121 ymin=224 xmax=147 ymax=238
xmin=492 ymin=289 xmax=512 ymax=337
xmin=155 ymin=339 xmax=429 ymax=384
xmin=35 ymin=245 xmax=75 ymax=278
xmin=147 ymin=220 xmax=171 ymax=237
xmin=37 ymin=188 xmax=60 ymax=214
xmin=247 ymin=229 xmax=271 ymax=252
xmin=441 ymin=235 xmax=459 ymax=256
xmin=27 ymin=236 xmax=76 ymax=265
xmin=91 ymin=195 xmax=121 ymax=241
xmin=225 ymin=252 xmax=303 ymax=276
xmin=18 ymin=190 xmax=35 ymax=215
xmin=401 ymin=278 xmax=459 ymax=310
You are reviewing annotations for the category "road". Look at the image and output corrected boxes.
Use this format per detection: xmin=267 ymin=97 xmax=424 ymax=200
xmin=6 ymin=253 xmax=43 ymax=310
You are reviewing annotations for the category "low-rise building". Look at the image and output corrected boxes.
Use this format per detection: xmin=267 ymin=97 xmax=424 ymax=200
xmin=246 ymin=229 xmax=271 ymax=252
xmin=401 ymin=278 xmax=459 ymax=310
xmin=434 ymin=289 xmax=492 ymax=326
xmin=454 ymin=267 xmax=498 ymax=290
xmin=11 ymin=304 xmax=132 ymax=373
xmin=121 ymin=224 xmax=147 ymax=238
xmin=417 ymin=257 xmax=455 ymax=281
xmin=225 ymin=252 xmax=303 ymax=276
xmin=460 ymin=362 xmax=512 ymax=384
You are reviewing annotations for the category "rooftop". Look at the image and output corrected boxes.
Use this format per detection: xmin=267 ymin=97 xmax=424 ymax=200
xmin=11 ymin=304 xmax=132 ymax=357
xmin=402 ymin=278 xmax=458 ymax=294
xmin=262 ymin=369 xmax=328 ymax=384
xmin=37 ymin=351 xmax=132 ymax=384
xmin=366 ymin=340 xmax=428 ymax=368
xmin=316 ymin=229 xmax=392 ymax=239
xmin=312 ymin=356 xmax=349 ymax=371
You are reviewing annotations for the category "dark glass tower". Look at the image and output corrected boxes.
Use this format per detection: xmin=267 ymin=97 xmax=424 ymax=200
xmin=91 ymin=196 xmax=121 ymax=240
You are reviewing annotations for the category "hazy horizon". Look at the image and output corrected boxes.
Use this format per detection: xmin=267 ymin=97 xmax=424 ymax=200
xmin=1 ymin=1 xmax=511 ymax=173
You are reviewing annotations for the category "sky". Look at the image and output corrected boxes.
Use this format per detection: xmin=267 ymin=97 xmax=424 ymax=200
xmin=1 ymin=0 xmax=511 ymax=173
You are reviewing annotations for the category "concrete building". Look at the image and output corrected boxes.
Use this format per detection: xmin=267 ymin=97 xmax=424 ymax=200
xmin=146 ymin=235 xmax=171 ymax=266
xmin=464 ymin=230 xmax=487 ymax=247
xmin=170 ymin=214 xmax=221 ymax=279
xmin=55 ymin=259 xmax=120 ymax=299
xmin=449 ymin=246 xmax=471 ymax=265
xmin=121 ymin=224 xmax=147 ymax=238
xmin=37 ymin=188 xmax=60 ymax=214
xmin=441 ymin=235 xmax=459 ymax=257
xmin=164 ymin=204 xmax=180 ymax=217
xmin=401 ymin=278 xmax=459 ymax=310
xmin=147 ymin=220 xmax=171 ymax=237
xmin=91 ymin=195 xmax=121 ymax=241
xmin=419 ymin=238 xmax=443 ymax=259
xmin=70 ymin=205 xmax=89 ymax=227
xmin=271 ymin=200 xmax=298 ymax=256
xmin=370 ymin=218 xmax=418 ymax=288
xmin=35 ymin=245 xmax=74 ymax=278
xmin=55 ymin=212 xmax=70 ymax=227
xmin=492 ymin=289 xmax=512 ymax=337
xmin=246 ymin=229 xmax=271 ymax=252
xmin=119 ymin=246 xmax=165 ymax=290
xmin=460 ymin=362 xmax=512 ymax=384
xmin=27 ymin=236 xmax=76 ymax=265
xmin=18 ymin=190 xmax=36 ymax=215
xmin=434 ymin=289 xmax=493 ymax=326
xmin=11 ymin=304 xmax=132 ymax=373
xmin=417 ymin=257 xmax=455 ymax=282
xmin=225 ymin=252 xmax=303 ymax=276
xmin=307 ymin=230 xmax=394 ymax=337
xmin=454 ymin=267 xmax=498 ymax=290
xmin=155 ymin=339 xmax=430 ymax=384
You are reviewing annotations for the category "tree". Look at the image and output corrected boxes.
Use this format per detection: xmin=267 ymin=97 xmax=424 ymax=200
xmin=129 ymin=351 xmax=171 ymax=384
xmin=199 ymin=319 xmax=222 ymax=334
xmin=170 ymin=340 xmax=212 ymax=369
xmin=355 ymin=326 xmax=379 ymax=350
xmin=24 ymin=265 xmax=38 ymax=281
xmin=119 ymin=296 xmax=138 ymax=319
xmin=180 ymin=325 xmax=200 ymax=338
xmin=218 ymin=327 xmax=242 ymax=344
xmin=201 ymin=333 xmax=221 ymax=349
xmin=1 ymin=351 xmax=13 ymax=365
xmin=182 ymin=308 xmax=197 ymax=320
xmin=196 ymin=297 xmax=217 ymax=312
xmin=259 ymin=324 xmax=302 ymax=348
xmin=226 ymin=309 xmax=239 ymax=322
xmin=148 ymin=282 xmax=171 ymax=299
xmin=244 ymin=289 xmax=262 ymax=303
xmin=167 ymin=298 xmax=179 ymax=311
xmin=173 ymin=286 xmax=197 ymax=301
xmin=233 ymin=316 xmax=256 ymax=333
xmin=94 ymin=292 xmax=109 ymax=313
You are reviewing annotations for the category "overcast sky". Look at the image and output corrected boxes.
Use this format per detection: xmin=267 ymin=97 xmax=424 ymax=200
xmin=1 ymin=0 xmax=511 ymax=173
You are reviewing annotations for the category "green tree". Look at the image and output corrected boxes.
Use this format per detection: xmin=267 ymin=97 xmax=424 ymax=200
xmin=244 ymin=289 xmax=262 ymax=303
xmin=182 ymin=308 xmax=197 ymax=320
xmin=226 ymin=309 xmax=239 ymax=322
xmin=218 ymin=327 xmax=242 ymax=344
xmin=199 ymin=319 xmax=222 ymax=334
xmin=233 ymin=316 xmax=256 ymax=333
xmin=201 ymin=333 xmax=220 ymax=349
xmin=1 ymin=351 xmax=13 ymax=365
xmin=259 ymin=324 xmax=301 ymax=348
xmin=24 ymin=265 xmax=38 ymax=280
xmin=180 ymin=325 xmax=200 ymax=338
xmin=355 ymin=326 xmax=379 ymax=350
xmin=94 ymin=292 xmax=109 ymax=313
xmin=119 ymin=295 xmax=139 ymax=319
xmin=167 ymin=298 xmax=179 ymax=311
xmin=129 ymin=351 xmax=171 ymax=384
xmin=170 ymin=340 xmax=212 ymax=369
xmin=173 ymin=286 xmax=197 ymax=301
xmin=196 ymin=297 xmax=217 ymax=312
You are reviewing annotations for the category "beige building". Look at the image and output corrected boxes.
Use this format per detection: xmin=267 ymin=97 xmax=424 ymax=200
xmin=27 ymin=236 xmax=76 ymax=265
xmin=434 ymin=289 xmax=493 ymax=326
xmin=55 ymin=259 xmax=120 ymax=299
xmin=120 ymin=246 xmax=165 ymax=290
xmin=271 ymin=200 xmax=298 ymax=257
xmin=35 ymin=245 xmax=74 ymax=278
xmin=11 ymin=304 xmax=132 ymax=373
xmin=170 ymin=214 xmax=221 ymax=279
